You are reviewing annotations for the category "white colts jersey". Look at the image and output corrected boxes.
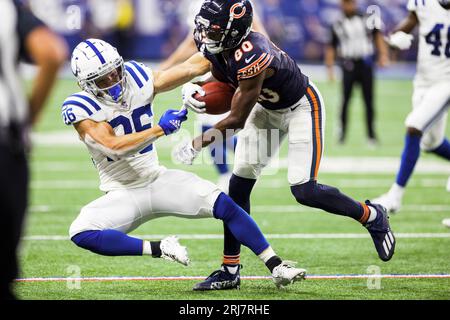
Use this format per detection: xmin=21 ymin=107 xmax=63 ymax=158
xmin=408 ymin=0 xmax=450 ymax=86
xmin=62 ymin=61 xmax=161 ymax=192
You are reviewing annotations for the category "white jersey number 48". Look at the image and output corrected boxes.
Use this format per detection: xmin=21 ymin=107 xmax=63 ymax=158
xmin=425 ymin=23 xmax=450 ymax=58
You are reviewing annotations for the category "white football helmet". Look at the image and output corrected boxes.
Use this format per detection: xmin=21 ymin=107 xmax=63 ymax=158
xmin=71 ymin=39 xmax=126 ymax=104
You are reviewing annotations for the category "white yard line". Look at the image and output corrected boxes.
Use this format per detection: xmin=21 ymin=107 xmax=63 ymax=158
xmin=29 ymin=177 xmax=449 ymax=189
xmin=22 ymin=233 xmax=450 ymax=241
xmin=15 ymin=274 xmax=450 ymax=283
xmin=31 ymin=156 xmax=450 ymax=174
xmin=251 ymin=204 xmax=450 ymax=213
xmin=28 ymin=204 xmax=450 ymax=213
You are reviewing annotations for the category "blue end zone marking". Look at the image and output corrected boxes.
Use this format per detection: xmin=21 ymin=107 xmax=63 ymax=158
xmin=72 ymin=94 xmax=101 ymax=111
xmin=129 ymin=61 xmax=149 ymax=82
xmin=62 ymin=100 xmax=93 ymax=116
xmin=84 ymin=40 xmax=106 ymax=64
xmin=125 ymin=65 xmax=143 ymax=88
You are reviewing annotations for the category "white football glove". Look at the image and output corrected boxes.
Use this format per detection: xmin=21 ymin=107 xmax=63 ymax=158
xmin=181 ymin=83 xmax=206 ymax=114
xmin=172 ymin=140 xmax=200 ymax=165
xmin=388 ymin=31 xmax=414 ymax=50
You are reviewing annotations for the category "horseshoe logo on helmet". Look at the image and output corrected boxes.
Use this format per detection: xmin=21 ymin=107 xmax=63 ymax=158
xmin=230 ymin=2 xmax=246 ymax=19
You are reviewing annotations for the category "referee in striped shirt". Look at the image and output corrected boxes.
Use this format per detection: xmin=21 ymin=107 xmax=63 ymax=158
xmin=0 ymin=0 xmax=67 ymax=300
xmin=325 ymin=0 xmax=389 ymax=145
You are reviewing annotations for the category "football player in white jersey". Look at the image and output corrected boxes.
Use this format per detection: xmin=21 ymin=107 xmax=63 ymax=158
xmin=63 ymin=39 xmax=306 ymax=289
xmin=374 ymin=0 xmax=450 ymax=216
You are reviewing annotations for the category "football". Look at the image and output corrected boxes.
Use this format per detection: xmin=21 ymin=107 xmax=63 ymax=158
xmin=194 ymin=82 xmax=236 ymax=115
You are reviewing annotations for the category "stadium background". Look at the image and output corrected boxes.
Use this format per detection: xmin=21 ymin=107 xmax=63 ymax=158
xmin=20 ymin=0 xmax=415 ymax=61
xmin=15 ymin=0 xmax=450 ymax=300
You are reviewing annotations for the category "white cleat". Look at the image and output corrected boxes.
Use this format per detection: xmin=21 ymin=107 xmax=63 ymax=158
xmin=446 ymin=177 xmax=450 ymax=192
xmin=372 ymin=193 xmax=402 ymax=214
xmin=160 ymin=236 xmax=190 ymax=266
xmin=272 ymin=261 xmax=306 ymax=289
xmin=442 ymin=219 xmax=450 ymax=228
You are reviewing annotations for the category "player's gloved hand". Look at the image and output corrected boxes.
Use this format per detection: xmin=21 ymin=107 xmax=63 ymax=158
xmin=158 ymin=108 xmax=188 ymax=136
xmin=172 ymin=140 xmax=200 ymax=165
xmin=388 ymin=31 xmax=414 ymax=50
xmin=182 ymin=83 xmax=206 ymax=114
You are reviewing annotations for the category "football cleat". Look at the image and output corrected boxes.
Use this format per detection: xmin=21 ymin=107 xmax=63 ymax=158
xmin=446 ymin=176 xmax=450 ymax=192
xmin=193 ymin=264 xmax=241 ymax=291
xmin=364 ymin=201 xmax=396 ymax=262
xmin=272 ymin=261 xmax=306 ymax=289
xmin=372 ymin=191 xmax=402 ymax=214
xmin=160 ymin=236 xmax=190 ymax=266
xmin=442 ymin=218 xmax=450 ymax=228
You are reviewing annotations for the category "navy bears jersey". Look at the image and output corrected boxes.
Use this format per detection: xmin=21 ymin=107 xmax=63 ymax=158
xmin=196 ymin=31 xmax=309 ymax=110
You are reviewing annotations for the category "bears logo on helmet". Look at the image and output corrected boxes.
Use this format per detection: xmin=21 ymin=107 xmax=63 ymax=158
xmin=194 ymin=0 xmax=253 ymax=54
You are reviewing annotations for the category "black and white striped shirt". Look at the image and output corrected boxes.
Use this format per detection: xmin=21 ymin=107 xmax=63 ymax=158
xmin=0 ymin=0 xmax=42 ymax=138
xmin=330 ymin=13 xmax=379 ymax=60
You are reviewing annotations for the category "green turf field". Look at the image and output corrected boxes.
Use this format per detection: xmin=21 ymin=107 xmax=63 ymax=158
xmin=15 ymin=78 xmax=450 ymax=300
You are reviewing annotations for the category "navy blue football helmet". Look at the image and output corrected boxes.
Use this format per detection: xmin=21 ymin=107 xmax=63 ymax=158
xmin=438 ymin=0 xmax=450 ymax=8
xmin=194 ymin=0 xmax=253 ymax=54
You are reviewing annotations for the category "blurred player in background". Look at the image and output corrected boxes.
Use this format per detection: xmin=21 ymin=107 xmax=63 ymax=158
xmin=374 ymin=0 xmax=450 ymax=218
xmin=174 ymin=0 xmax=396 ymax=291
xmin=159 ymin=0 xmax=268 ymax=192
xmin=64 ymin=39 xmax=306 ymax=288
xmin=0 ymin=0 xmax=67 ymax=300
xmin=325 ymin=0 xmax=389 ymax=146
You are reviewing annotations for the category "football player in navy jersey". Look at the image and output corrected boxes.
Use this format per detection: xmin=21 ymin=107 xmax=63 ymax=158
xmin=173 ymin=0 xmax=396 ymax=291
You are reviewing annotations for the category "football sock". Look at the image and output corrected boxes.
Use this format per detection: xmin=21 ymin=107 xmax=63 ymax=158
xmin=290 ymin=180 xmax=370 ymax=223
xmin=265 ymin=255 xmax=283 ymax=273
xmin=222 ymin=175 xmax=257 ymax=261
xmin=142 ymin=240 xmax=162 ymax=257
xmin=71 ymin=230 xmax=143 ymax=256
xmin=258 ymin=246 xmax=276 ymax=263
xmin=223 ymin=254 xmax=240 ymax=267
xmin=143 ymin=240 xmax=152 ymax=255
xmin=396 ymin=134 xmax=421 ymax=187
xmin=213 ymin=192 xmax=269 ymax=256
xmin=430 ymin=139 xmax=450 ymax=161
xmin=72 ymin=230 xmax=163 ymax=257
xmin=388 ymin=183 xmax=405 ymax=199
xmin=367 ymin=206 xmax=377 ymax=223
xmin=223 ymin=264 xmax=239 ymax=275
xmin=228 ymin=174 xmax=256 ymax=213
